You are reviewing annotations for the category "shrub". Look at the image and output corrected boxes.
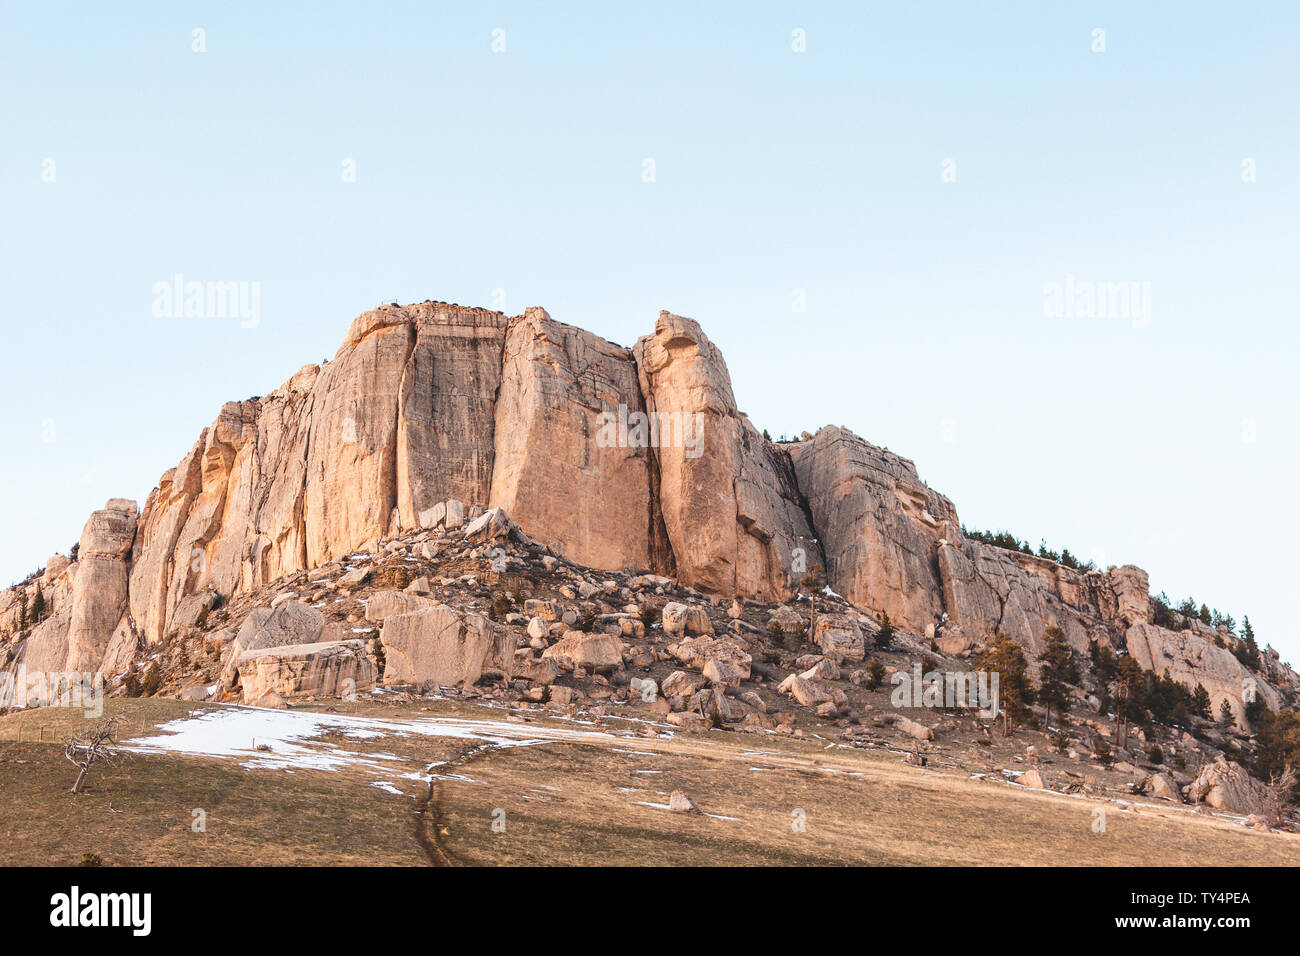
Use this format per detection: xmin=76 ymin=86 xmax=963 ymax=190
xmin=864 ymin=658 xmax=886 ymax=690
xmin=1093 ymin=738 xmax=1113 ymax=768
xmin=1147 ymin=744 xmax=1164 ymax=765
xmin=140 ymin=661 xmax=162 ymax=698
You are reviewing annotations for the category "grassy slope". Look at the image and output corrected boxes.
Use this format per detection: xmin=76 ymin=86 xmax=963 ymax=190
xmin=1 ymin=699 xmax=1297 ymax=866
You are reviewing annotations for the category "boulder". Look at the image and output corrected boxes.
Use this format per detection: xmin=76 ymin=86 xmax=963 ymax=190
xmin=464 ymin=506 xmax=516 ymax=542
xmin=668 ymin=637 xmax=751 ymax=679
xmin=380 ymin=605 xmax=514 ymax=686
xmin=812 ymin=614 xmax=865 ymax=662
xmin=662 ymin=670 xmax=706 ymax=699
xmin=779 ymin=674 xmax=831 ymax=707
xmin=365 ymin=589 xmax=434 ymax=622
xmin=1146 ymin=772 xmax=1183 ymax=803
xmin=515 ymin=657 xmax=560 ymax=685
xmin=893 ymin=715 xmax=935 ymax=741
xmin=1185 ymin=759 xmax=1265 ymax=814
xmin=541 ymin=631 xmax=625 ymax=671
xmin=702 ymin=659 xmax=746 ymax=688
xmin=669 ymin=790 xmax=703 ymax=813
xmin=661 ymin=602 xmax=713 ymax=638
xmin=221 ymin=601 xmax=326 ymax=690
xmin=767 ymin=605 xmax=803 ymax=633
xmin=1017 ymin=768 xmax=1046 ymax=789
xmin=237 ymin=640 xmax=376 ymax=703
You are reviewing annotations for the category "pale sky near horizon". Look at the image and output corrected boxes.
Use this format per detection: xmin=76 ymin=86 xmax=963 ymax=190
xmin=2 ymin=3 xmax=1297 ymax=661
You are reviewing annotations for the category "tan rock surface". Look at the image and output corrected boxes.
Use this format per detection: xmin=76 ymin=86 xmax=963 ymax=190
xmin=489 ymin=308 xmax=655 ymax=570
xmin=380 ymin=605 xmax=514 ymax=686
xmin=634 ymin=311 xmax=819 ymax=600
xmin=237 ymin=639 xmax=375 ymax=703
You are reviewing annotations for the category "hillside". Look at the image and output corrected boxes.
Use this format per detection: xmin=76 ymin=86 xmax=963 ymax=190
xmin=1 ymin=300 xmax=1298 ymax=854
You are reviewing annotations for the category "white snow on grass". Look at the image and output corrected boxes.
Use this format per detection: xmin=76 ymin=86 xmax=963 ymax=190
xmin=123 ymin=703 xmax=629 ymax=775
xmin=370 ymin=781 xmax=405 ymax=795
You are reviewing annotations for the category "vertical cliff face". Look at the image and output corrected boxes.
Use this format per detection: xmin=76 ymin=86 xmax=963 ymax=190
xmin=634 ymin=312 xmax=821 ymax=601
xmin=489 ymin=307 xmax=656 ymax=571
xmin=791 ymin=426 xmax=959 ymax=634
xmin=396 ymin=303 xmax=509 ymax=526
xmin=1 ymin=298 xmax=1293 ymax=728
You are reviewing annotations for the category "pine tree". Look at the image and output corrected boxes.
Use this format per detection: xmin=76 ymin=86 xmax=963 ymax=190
xmin=1037 ymin=626 xmax=1076 ymax=731
xmin=1219 ymin=698 xmax=1234 ymax=728
xmin=17 ymin=591 xmax=27 ymax=630
xmin=30 ymin=586 xmax=45 ymax=624
xmin=1114 ymin=656 xmax=1148 ymax=748
xmin=874 ymin=611 xmax=896 ymax=650
xmin=977 ymin=634 xmax=1034 ymax=736
xmin=800 ymin=563 xmax=827 ymax=641
xmin=1192 ymin=683 xmax=1212 ymax=720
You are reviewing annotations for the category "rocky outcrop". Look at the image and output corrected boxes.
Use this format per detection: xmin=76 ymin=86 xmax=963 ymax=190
xmin=1 ymin=298 xmax=1293 ymax=727
xmin=1126 ymin=623 xmax=1277 ymax=728
xmin=634 ymin=312 xmax=819 ymax=600
xmin=8 ymin=499 xmax=138 ymax=678
xmin=380 ymin=605 xmax=514 ymax=686
xmin=64 ymin=500 xmax=138 ymax=673
xmin=1185 ymin=759 xmax=1265 ymax=814
xmin=490 ymin=308 xmax=655 ymax=570
xmin=236 ymin=639 xmax=376 ymax=703
xmin=792 ymin=427 xmax=957 ymax=635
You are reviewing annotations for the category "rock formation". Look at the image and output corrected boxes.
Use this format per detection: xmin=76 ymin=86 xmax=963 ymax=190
xmin=1 ymin=298 xmax=1294 ymax=730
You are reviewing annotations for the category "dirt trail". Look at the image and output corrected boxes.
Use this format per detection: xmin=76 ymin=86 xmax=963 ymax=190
xmin=413 ymin=741 xmax=507 ymax=866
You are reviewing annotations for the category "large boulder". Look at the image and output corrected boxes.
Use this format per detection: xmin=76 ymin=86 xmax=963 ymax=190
xmin=661 ymin=602 xmax=713 ymax=638
xmin=220 ymin=601 xmax=327 ymax=690
xmin=237 ymin=639 xmax=376 ymax=703
xmin=365 ymin=589 xmax=434 ymax=622
xmin=1146 ymin=772 xmax=1183 ymax=803
xmin=812 ymin=613 xmax=865 ymax=662
xmin=380 ymin=605 xmax=514 ymax=686
xmin=541 ymin=631 xmax=625 ymax=671
xmin=668 ymin=636 xmax=752 ymax=679
xmin=778 ymin=674 xmax=831 ymax=707
xmin=1185 ymin=759 xmax=1265 ymax=814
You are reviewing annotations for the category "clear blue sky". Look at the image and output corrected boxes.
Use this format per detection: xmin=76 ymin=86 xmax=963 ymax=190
xmin=2 ymin=2 xmax=1297 ymax=661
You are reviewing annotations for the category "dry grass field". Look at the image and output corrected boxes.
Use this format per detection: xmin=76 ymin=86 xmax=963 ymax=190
xmin=1 ymin=698 xmax=1297 ymax=867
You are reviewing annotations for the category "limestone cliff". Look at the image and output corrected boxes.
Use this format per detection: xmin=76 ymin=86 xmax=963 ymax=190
xmin=1 ymin=300 xmax=1294 ymax=728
